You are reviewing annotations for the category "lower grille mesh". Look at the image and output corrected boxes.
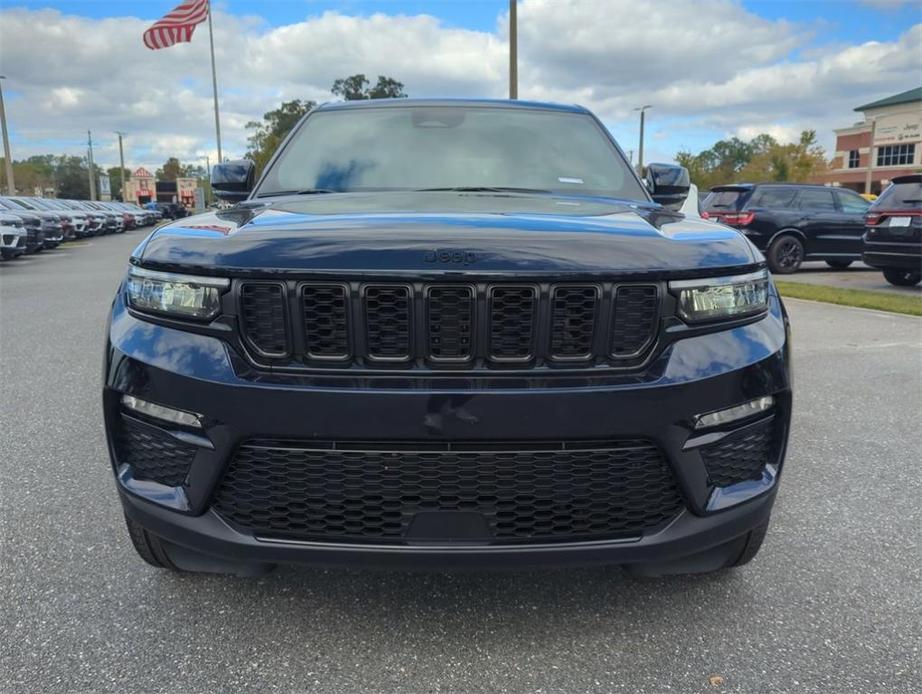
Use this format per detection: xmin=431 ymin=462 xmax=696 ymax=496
xmin=116 ymin=417 xmax=196 ymax=487
xmin=701 ymin=419 xmax=774 ymax=487
xmin=212 ymin=439 xmax=684 ymax=544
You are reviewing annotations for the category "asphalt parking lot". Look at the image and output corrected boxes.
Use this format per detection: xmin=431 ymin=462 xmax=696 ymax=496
xmin=781 ymin=261 xmax=922 ymax=296
xmin=1 ymin=232 xmax=920 ymax=694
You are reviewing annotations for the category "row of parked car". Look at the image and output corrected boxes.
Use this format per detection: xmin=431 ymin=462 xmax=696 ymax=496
xmin=0 ymin=197 xmax=164 ymax=259
xmin=700 ymin=173 xmax=922 ymax=286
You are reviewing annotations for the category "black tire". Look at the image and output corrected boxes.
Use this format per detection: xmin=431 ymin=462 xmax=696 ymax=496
xmin=882 ymin=268 xmax=922 ymax=287
xmin=726 ymin=519 xmax=769 ymax=568
xmin=124 ymin=515 xmax=182 ymax=571
xmin=825 ymin=259 xmax=853 ymax=270
xmin=767 ymin=234 xmax=804 ymax=274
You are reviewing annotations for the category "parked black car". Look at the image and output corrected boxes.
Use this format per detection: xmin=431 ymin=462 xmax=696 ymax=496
xmin=104 ymin=99 xmax=792 ymax=577
xmin=703 ymin=183 xmax=870 ymax=273
xmin=863 ymin=174 xmax=922 ymax=287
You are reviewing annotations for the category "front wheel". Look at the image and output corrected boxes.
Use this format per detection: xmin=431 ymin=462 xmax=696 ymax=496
xmin=767 ymin=235 xmax=804 ymax=274
xmin=825 ymin=259 xmax=853 ymax=270
xmin=882 ymin=268 xmax=922 ymax=286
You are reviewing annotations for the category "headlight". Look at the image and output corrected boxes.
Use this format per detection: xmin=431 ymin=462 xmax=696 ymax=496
xmin=670 ymin=269 xmax=769 ymax=323
xmin=126 ymin=266 xmax=229 ymax=320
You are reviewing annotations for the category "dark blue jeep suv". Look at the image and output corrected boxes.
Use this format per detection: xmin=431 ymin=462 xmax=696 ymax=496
xmin=104 ymin=99 xmax=792 ymax=577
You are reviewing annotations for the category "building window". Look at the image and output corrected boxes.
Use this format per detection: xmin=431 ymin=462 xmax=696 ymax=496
xmin=847 ymin=150 xmax=860 ymax=168
xmin=876 ymin=144 xmax=915 ymax=167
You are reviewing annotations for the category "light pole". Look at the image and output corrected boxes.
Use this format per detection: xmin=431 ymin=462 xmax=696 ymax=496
xmin=87 ymin=130 xmax=97 ymax=201
xmin=634 ymin=105 xmax=652 ymax=175
xmin=509 ymin=0 xmax=518 ymax=99
xmin=864 ymin=117 xmax=877 ymax=195
xmin=0 ymin=75 xmax=16 ymax=195
xmin=115 ymin=131 xmax=126 ymax=201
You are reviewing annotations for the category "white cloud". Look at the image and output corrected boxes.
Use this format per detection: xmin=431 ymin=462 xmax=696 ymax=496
xmin=0 ymin=1 xmax=918 ymax=171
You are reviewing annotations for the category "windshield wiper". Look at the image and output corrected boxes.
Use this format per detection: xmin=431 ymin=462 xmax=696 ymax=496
xmin=256 ymin=188 xmax=337 ymax=198
xmin=415 ymin=186 xmax=553 ymax=194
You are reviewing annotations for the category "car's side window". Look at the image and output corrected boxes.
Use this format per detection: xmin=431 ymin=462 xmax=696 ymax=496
xmin=796 ymin=189 xmax=836 ymax=211
xmin=835 ymin=191 xmax=870 ymax=214
xmin=749 ymin=187 xmax=797 ymax=208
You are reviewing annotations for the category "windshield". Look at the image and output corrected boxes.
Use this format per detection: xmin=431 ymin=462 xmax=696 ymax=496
xmin=7 ymin=198 xmax=41 ymax=211
xmin=257 ymin=105 xmax=647 ymax=201
xmin=873 ymin=181 xmax=922 ymax=209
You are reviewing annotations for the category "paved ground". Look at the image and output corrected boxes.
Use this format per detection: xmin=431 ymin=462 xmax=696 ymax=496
xmin=780 ymin=260 xmax=922 ymax=296
xmin=2 ymin=233 xmax=921 ymax=694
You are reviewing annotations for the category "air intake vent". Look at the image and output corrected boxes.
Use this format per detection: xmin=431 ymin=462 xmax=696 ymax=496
xmin=550 ymin=286 xmax=599 ymax=359
xmin=427 ymin=286 xmax=474 ymax=360
xmin=239 ymin=283 xmax=289 ymax=357
xmin=364 ymin=285 xmax=411 ymax=360
xmin=302 ymin=284 xmax=349 ymax=359
xmin=611 ymin=285 xmax=659 ymax=357
xmin=489 ymin=286 xmax=537 ymax=361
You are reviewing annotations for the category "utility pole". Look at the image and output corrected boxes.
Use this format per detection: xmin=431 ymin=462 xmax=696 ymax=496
xmin=864 ymin=118 xmax=877 ymax=195
xmin=87 ymin=130 xmax=97 ymax=201
xmin=509 ymin=0 xmax=517 ymax=99
xmin=205 ymin=155 xmax=212 ymax=205
xmin=0 ymin=75 xmax=16 ymax=195
xmin=115 ymin=131 xmax=126 ymax=201
xmin=634 ymin=105 xmax=652 ymax=175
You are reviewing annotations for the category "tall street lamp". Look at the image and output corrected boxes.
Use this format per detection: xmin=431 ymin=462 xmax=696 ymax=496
xmin=634 ymin=105 xmax=652 ymax=175
xmin=0 ymin=76 xmax=16 ymax=195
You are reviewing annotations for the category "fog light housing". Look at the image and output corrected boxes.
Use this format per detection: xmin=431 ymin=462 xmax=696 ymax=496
xmin=121 ymin=395 xmax=203 ymax=428
xmin=694 ymin=396 xmax=773 ymax=429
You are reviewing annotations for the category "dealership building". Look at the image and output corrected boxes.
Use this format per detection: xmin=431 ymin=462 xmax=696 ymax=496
xmin=817 ymin=86 xmax=921 ymax=194
xmin=122 ymin=167 xmax=203 ymax=209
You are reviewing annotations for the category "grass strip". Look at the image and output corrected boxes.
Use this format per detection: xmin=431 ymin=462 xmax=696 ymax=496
xmin=775 ymin=281 xmax=922 ymax=317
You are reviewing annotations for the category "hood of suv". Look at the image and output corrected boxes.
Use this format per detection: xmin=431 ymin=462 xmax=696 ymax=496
xmin=136 ymin=192 xmax=761 ymax=277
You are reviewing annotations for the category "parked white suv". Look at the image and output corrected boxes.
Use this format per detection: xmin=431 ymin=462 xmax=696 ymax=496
xmin=0 ymin=212 xmax=27 ymax=259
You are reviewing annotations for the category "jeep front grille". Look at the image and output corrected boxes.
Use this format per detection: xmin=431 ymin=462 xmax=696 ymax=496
xmin=237 ymin=280 xmax=661 ymax=370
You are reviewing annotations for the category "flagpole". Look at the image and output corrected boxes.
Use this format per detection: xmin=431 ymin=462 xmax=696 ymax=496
xmin=207 ymin=2 xmax=223 ymax=163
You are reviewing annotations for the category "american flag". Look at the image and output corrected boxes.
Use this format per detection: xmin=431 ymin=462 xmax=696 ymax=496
xmin=143 ymin=0 xmax=210 ymax=50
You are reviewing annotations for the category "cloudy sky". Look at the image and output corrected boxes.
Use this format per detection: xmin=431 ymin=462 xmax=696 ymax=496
xmin=0 ymin=0 xmax=919 ymax=172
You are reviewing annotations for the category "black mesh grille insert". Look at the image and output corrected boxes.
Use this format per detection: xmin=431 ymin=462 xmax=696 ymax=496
xmin=212 ymin=439 xmax=684 ymax=544
xmin=428 ymin=286 xmax=474 ymax=360
xmin=611 ymin=285 xmax=658 ymax=357
xmin=701 ymin=419 xmax=774 ymax=487
xmin=240 ymin=283 xmax=289 ymax=357
xmin=364 ymin=285 xmax=411 ymax=359
xmin=302 ymin=284 xmax=349 ymax=359
xmin=550 ymin=286 xmax=598 ymax=359
xmin=115 ymin=417 xmax=196 ymax=487
xmin=237 ymin=281 xmax=662 ymax=370
xmin=489 ymin=286 xmax=537 ymax=360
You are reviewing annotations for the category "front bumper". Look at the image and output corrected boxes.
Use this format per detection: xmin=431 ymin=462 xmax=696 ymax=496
xmin=104 ymin=290 xmax=792 ymax=569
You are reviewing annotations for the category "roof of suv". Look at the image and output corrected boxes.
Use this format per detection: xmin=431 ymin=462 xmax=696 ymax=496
xmin=710 ymin=183 xmax=839 ymax=192
xmin=314 ymin=98 xmax=589 ymax=114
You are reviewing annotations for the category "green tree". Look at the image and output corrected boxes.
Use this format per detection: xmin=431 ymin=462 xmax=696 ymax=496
xmin=54 ymin=156 xmax=96 ymax=199
xmin=676 ymin=131 xmax=826 ymax=190
xmin=107 ymin=166 xmax=131 ymax=200
xmin=331 ymin=74 xmax=407 ymax=101
xmin=156 ymin=157 xmax=186 ymax=181
xmin=245 ymin=99 xmax=316 ymax=173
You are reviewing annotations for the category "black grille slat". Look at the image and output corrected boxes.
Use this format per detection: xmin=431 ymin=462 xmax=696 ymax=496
xmin=428 ymin=286 xmax=474 ymax=360
xmin=240 ymin=283 xmax=289 ymax=357
xmin=213 ymin=439 xmax=683 ymax=544
xmin=302 ymin=285 xmax=349 ymax=359
xmin=550 ymin=286 xmax=598 ymax=359
xmin=364 ymin=285 xmax=411 ymax=360
xmin=116 ymin=417 xmax=196 ymax=487
xmin=239 ymin=281 xmax=661 ymax=370
xmin=701 ymin=419 xmax=774 ymax=487
xmin=611 ymin=285 xmax=658 ymax=357
xmin=489 ymin=286 xmax=537 ymax=361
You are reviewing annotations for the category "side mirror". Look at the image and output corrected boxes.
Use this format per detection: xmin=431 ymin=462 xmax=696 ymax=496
xmin=645 ymin=163 xmax=690 ymax=209
xmin=211 ymin=160 xmax=255 ymax=202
